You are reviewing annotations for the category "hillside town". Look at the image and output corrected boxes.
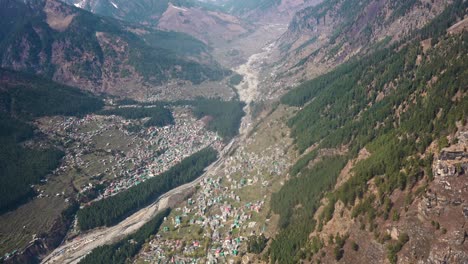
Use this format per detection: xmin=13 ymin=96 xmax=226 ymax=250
xmin=134 ymin=110 xmax=294 ymax=263
xmin=34 ymin=107 xmax=224 ymax=202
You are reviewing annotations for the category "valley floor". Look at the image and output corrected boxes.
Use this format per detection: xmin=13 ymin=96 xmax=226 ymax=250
xmin=39 ymin=22 xmax=291 ymax=264
xmin=9 ymin=3 xmax=467 ymax=263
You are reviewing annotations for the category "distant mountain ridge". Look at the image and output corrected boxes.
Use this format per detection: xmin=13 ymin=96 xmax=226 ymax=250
xmin=61 ymin=0 xmax=252 ymax=45
xmin=61 ymin=0 xmax=198 ymax=24
xmin=61 ymin=0 xmax=322 ymax=44
xmin=0 ymin=0 xmax=229 ymax=99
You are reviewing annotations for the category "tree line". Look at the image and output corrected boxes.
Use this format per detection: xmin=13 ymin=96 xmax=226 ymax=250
xmin=77 ymin=147 xmax=217 ymax=230
xmin=99 ymin=106 xmax=174 ymax=127
xmin=269 ymin=156 xmax=347 ymax=263
xmin=187 ymin=98 xmax=245 ymax=141
xmin=79 ymin=208 xmax=170 ymax=264
xmin=0 ymin=69 xmax=104 ymax=213
xmin=115 ymin=98 xmax=246 ymax=140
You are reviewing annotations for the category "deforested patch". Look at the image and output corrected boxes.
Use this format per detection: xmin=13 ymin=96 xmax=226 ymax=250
xmin=44 ymin=0 xmax=76 ymax=32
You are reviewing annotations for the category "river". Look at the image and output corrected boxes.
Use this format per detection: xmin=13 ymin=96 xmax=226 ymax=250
xmin=42 ymin=24 xmax=285 ymax=264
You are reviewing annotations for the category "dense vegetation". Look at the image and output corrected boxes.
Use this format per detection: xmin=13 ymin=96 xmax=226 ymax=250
xmin=0 ymin=134 xmax=63 ymax=213
xmin=175 ymin=98 xmax=245 ymax=140
xmin=127 ymin=44 xmax=228 ymax=85
xmin=0 ymin=69 xmax=104 ymax=118
xmin=0 ymin=69 xmax=104 ymax=212
xmin=77 ymin=147 xmax=217 ymax=230
xmin=247 ymin=234 xmax=267 ymax=254
xmin=190 ymin=99 xmax=245 ymax=140
xmin=228 ymin=74 xmax=244 ymax=86
xmin=271 ymin=1 xmax=467 ymax=261
xmin=79 ymin=208 xmax=170 ymax=264
xmin=270 ymin=156 xmax=347 ymax=263
xmin=99 ymin=106 xmax=174 ymax=127
xmin=115 ymin=97 xmax=245 ymax=139
xmin=142 ymin=30 xmax=208 ymax=56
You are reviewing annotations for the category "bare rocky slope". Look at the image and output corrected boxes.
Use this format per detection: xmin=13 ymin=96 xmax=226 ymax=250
xmin=59 ymin=0 xmax=324 ymax=48
xmin=268 ymin=0 xmax=456 ymax=89
xmin=62 ymin=0 xmax=253 ymax=45
xmin=157 ymin=3 xmax=250 ymax=45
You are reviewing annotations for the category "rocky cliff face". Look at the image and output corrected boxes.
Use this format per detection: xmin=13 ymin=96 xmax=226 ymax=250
xmin=0 ymin=0 xmax=229 ymax=100
xmin=308 ymin=126 xmax=468 ymax=264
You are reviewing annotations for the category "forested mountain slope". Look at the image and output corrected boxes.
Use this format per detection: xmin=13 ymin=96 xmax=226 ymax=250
xmin=272 ymin=0 xmax=458 ymax=86
xmin=268 ymin=1 xmax=468 ymax=262
xmin=0 ymin=68 xmax=103 ymax=213
xmin=60 ymin=0 xmax=322 ymax=46
xmin=0 ymin=0 xmax=466 ymax=263
xmin=0 ymin=0 xmax=229 ymax=99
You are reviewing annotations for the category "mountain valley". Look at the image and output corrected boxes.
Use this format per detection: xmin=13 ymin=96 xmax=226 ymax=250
xmin=0 ymin=0 xmax=467 ymax=264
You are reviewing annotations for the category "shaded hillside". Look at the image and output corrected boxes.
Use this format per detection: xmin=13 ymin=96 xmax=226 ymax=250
xmin=0 ymin=68 xmax=103 ymax=213
xmin=269 ymin=1 xmax=467 ymax=262
xmin=0 ymin=0 xmax=229 ymax=99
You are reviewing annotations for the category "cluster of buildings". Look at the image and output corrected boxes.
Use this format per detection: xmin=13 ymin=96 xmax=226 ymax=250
xmin=98 ymin=109 xmax=224 ymax=199
xmin=136 ymin=139 xmax=291 ymax=263
xmin=139 ymin=175 xmax=263 ymax=263
xmin=30 ymin=102 xmax=294 ymax=263
xmin=34 ymin=107 xmax=223 ymax=202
